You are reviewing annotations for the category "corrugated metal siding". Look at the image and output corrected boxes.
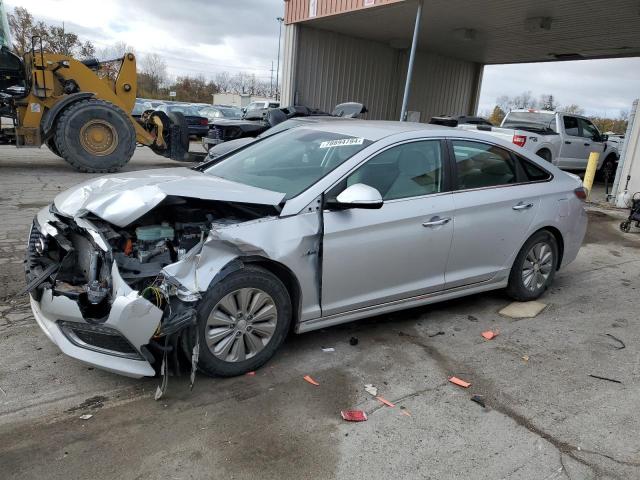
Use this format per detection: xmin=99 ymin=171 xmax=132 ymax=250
xmin=294 ymin=26 xmax=401 ymax=119
xmin=285 ymin=0 xmax=404 ymax=24
xmin=397 ymin=50 xmax=481 ymax=121
xmin=292 ymin=26 xmax=481 ymax=121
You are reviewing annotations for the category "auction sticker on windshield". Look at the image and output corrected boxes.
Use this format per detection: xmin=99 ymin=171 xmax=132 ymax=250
xmin=319 ymin=138 xmax=364 ymax=149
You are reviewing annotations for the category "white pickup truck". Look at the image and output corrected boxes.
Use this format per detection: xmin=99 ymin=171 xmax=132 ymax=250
xmin=460 ymin=110 xmax=619 ymax=177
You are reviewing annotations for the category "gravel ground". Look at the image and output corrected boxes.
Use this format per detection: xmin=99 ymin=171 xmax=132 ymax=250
xmin=0 ymin=145 xmax=638 ymax=480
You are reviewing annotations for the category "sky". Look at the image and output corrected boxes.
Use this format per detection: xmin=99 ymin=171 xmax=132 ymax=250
xmin=6 ymin=0 xmax=640 ymax=117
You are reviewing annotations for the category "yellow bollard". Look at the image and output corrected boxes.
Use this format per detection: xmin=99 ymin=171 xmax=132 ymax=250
xmin=582 ymin=151 xmax=600 ymax=199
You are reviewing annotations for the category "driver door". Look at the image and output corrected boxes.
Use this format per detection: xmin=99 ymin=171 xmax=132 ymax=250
xmin=321 ymin=140 xmax=454 ymax=316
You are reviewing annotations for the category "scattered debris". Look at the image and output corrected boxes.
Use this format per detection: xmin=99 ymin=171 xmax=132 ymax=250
xmin=588 ymin=374 xmax=622 ymax=384
xmin=246 ymin=371 xmax=256 ymax=376
xmin=522 ymin=355 xmax=529 ymax=362
xmin=481 ymin=330 xmax=498 ymax=340
xmin=428 ymin=331 xmax=445 ymax=338
xmin=467 ymin=315 xmax=479 ymax=322
xmin=499 ymin=301 xmax=547 ymax=319
xmin=341 ymin=410 xmax=368 ymax=422
xmin=471 ymin=395 xmax=486 ymax=408
xmin=375 ymin=396 xmax=395 ymax=407
xmin=303 ymin=375 xmax=320 ymax=386
xmin=321 ymin=347 xmax=335 ymax=352
xmin=349 ymin=337 xmax=359 ymax=346
xmin=0 ymin=386 xmax=6 ymax=396
xmin=364 ymin=384 xmax=378 ymax=396
xmin=79 ymin=414 xmax=93 ymax=420
xmin=449 ymin=376 xmax=471 ymax=388
xmin=605 ymin=333 xmax=626 ymax=350
xmin=399 ymin=406 xmax=411 ymax=417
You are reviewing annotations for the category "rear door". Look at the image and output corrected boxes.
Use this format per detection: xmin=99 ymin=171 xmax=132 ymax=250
xmin=321 ymin=140 xmax=454 ymax=316
xmin=445 ymin=139 xmax=542 ymax=288
xmin=558 ymin=115 xmax=588 ymax=169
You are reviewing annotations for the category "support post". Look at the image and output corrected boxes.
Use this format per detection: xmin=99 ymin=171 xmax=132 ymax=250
xmin=400 ymin=0 xmax=423 ymax=121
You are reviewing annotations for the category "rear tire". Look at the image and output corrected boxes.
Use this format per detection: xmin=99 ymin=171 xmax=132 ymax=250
xmin=620 ymin=221 xmax=631 ymax=233
xmin=54 ymin=98 xmax=135 ymax=173
xmin=193 ymin=266 xmax=292 ymax=377
xmin=506 ymin=230 xmax=558 ymax=301
xmin=598 ymin=155 xmax=617 ymax=181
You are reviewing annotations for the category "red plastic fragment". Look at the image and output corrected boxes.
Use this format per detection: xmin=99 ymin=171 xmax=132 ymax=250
xmin=341 ymin=410 xmax=368 ymax=422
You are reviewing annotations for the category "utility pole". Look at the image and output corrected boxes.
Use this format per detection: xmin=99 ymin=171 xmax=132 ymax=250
xmin=270 ymin=61 xmax=274 ymax=98
xmin=276 ymin=16 xmax=284 ymax=101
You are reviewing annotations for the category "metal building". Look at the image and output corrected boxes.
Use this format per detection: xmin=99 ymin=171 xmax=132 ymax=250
xmin=280 ymin=0 xmax=640 ymax=122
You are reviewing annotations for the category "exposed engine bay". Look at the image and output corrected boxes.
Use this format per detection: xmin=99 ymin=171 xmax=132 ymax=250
xmin=26 ymin=196 xmax=279 ymax=384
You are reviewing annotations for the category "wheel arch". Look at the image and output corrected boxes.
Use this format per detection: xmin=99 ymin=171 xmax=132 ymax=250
xmin=531 ymin=226 xmax=564 ymax=270
xmin=210 ymin=256 xmax=303 ymax=331
xmin=41 ymin=92 xmax=95 ymax=140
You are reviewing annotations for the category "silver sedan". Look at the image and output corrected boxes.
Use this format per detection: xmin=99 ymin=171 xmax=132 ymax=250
xmin=26 ymin=121 xmax=587 ymax=378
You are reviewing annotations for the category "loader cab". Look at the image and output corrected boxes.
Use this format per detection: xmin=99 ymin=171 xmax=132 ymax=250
xmin=0 ymin=0 xmax=27 ymax=97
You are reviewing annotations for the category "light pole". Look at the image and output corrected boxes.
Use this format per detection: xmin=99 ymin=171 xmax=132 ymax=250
xmin=275 ymin=16 xmax=284 ymax=101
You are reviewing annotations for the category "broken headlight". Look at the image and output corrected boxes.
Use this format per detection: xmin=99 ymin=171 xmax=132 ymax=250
xmin=161 ymin=273 xmax=201 ymax=302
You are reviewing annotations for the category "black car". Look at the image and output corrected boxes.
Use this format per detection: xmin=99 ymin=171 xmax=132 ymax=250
xmin=156 ymin=104 xmax=209 ymax=137
xmin=202 ymin=102 xmax=367 ymax=151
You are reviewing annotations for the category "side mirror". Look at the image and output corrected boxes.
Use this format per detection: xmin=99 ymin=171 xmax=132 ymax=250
xmin=600 ymin=134 xmax=609 ymax=142
xmin=327 ymin=183 xmax=383 ymax=210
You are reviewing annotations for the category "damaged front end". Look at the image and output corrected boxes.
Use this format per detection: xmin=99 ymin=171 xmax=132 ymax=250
xmin=25 ymin=192 xmax=282 ymax=379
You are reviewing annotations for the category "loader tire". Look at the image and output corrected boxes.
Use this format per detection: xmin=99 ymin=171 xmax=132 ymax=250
xmin=54 ymin=99 xmax=135 ymax=173
xmin=45 ymin=138 xmax=61 ymax=158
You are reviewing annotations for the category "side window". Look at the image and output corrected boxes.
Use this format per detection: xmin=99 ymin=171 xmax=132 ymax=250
xmin=578 ymin=118 xmax=599 ymax=140
xmin=452 ymin=140 xmax=516 ymax=189
xmin=563 ymin=116 xmax=580 ymax=136
xmin=345 ymin=141 xmax=443 ymax=200
xmin=516 ymin=154 xmax=552 ymax=181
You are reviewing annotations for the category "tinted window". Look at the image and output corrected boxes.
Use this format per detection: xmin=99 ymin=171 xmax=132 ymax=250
xmin=518 ymin=155 xmax=552 ymax=181
xmin=452 ymin=141 xmax=516 ymax=189
xmin=563 ymin=116 xmax=580 ymax=136
xmin=346 ymin=141 xmax=443 ymax=200
xmin=579 ymin=118 xmax=599 ymax=140
xmin=205 ymin=127 xmax=372 ymax=199
xmin=502 ymin=112 xmax=555 ymax=130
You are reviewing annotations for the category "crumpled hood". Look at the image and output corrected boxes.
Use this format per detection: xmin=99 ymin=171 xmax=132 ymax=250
xmin=54 ymin=167 xmax=285 ymax=227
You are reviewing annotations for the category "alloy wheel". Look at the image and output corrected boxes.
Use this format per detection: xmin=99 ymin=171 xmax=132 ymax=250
xmin=205 ymin=288 xmax=277 ymax=362
xmin=522 ymin=242 xmax=554 ymax=292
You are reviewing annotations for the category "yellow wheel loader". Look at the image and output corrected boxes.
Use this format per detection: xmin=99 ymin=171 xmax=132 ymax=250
xmin=0 ymin=3 xmax=192 ymax=172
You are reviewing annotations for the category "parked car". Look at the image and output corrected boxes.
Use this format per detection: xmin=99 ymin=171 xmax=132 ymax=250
xmin=458 ymin=110 xmax=619 ymax=177
xmin=198 ymin=105 xmax=244 ymax=122
xmin=131 ymin=99 xmax=153 ymax=121
xmin=156 ymin=103 xmax=209 ymax=137
xmin=203 ymin=102 xmax=366 ymax=151
xmin=26 ymin=120 xmax=587 ymax=379
xmin=429 ymin=115 xmax=493 ymax=127
xmin=244 ymin=100 xmax=280 ymax=112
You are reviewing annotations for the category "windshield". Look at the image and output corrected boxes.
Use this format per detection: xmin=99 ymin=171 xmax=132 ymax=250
xmin=204 ymin=127 xmax=373 ymax=199
xmin=0 ymin=0 xmax=10 ymax=48
xmin=167 ymin=105 xmax=200 ymax=116
xmin=502 ymin=112 xmax=555 ymax=131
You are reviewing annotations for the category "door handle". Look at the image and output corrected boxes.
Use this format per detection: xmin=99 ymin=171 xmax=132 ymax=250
xmin=422 ymin=217 xmax=451 ymax=227
xmin=564 ymin=141 xmax=571 ymax=144
xmin=512 ymin=202 xmax=534 ymax=211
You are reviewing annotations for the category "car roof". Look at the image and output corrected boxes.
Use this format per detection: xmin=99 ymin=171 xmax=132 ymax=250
xmin=293 ymin=119 xmax=450 ymax=141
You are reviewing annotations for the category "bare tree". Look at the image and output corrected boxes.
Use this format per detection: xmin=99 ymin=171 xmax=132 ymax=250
xmin=139 ymin=53 xmax=168 ymax=95
xmin=562 ymin=104 xmax=585 ymax=115
xmin=539 ymin=94 xmax=559 ymax=111
xmin=214 ymin=71 xmax=231 ymax=93
xmin=7 ymin=7 xmax=47 ymax=56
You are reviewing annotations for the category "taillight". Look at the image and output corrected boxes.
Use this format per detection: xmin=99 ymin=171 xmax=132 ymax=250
xmin=574 ymin=187 xmax=588 ymax=200
xmin=200 ymin=119 xmax=208 ymax=126
xmin=513 ymin=134 xmax=527 ymax=147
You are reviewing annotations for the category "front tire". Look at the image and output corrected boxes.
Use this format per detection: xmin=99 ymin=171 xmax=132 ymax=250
xmin=506 ymin=230 xmax=558 ymax=301
xmin=193 ymin=266 xmax=291 ymax=377
xmin=54 ymin=98 xmax=135 ymax=173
